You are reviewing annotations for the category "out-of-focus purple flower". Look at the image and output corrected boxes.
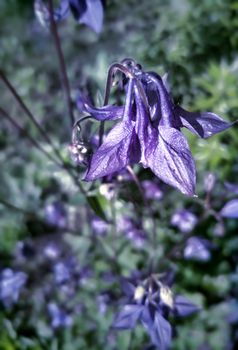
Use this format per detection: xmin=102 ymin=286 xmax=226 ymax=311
xmin=48 ymin=302 xmax=72 ymax=328
xmin=79 ymin=266 xmax=93 ymax=285
xmin=184 ymin=237 xmax=211 ymax=262
xmin=220 ymin=199 xmax=238 ymax=218
xmin=44 ymin=202 xmax=67 ymax=229
xmin=79 ymin=59 xmax=232 ymax=196
xmin=97 ymin=293 xmax=110 ymax=315
xmin=112 ymin=275 xmax=199 ymax=349
xmin=34 ymin=0 xmax=104 ymax=34
xmin=127 ymin=228 xmax=147 ymax=249
xmin=141 ymin=180 xmax=163 ymax=200
xmin=53 ymin=261 xmax=71 ymax=284
xmin=92 ymin=216 xmax=109 ymax=235
xmin=212 ymin=222 xmax=225 ymax=237
xmin=0 ymin=269 xmax=27 ymax=308
xmin=44 ymin=242 xmax=61 ymax=260
xmin=171 ymin=209 xmax=198 ymax=233
xmin=118 ymin=216 xmax=147 ymax=248
xmin=118 ymin=216 xmax=135 ymax=232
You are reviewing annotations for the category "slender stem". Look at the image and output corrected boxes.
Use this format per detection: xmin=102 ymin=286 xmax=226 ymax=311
xmin=0 ymin=198 xmax=34 ymax=216
xmin=48 ymin=0 xmax=74 ymax=126
xmin=126 ymin=165 xmax=145 ymax=203
xmin=0 ymin=70 xmax=66 ymax=166
xmin=98 ymin=66 xmax=113 ymax=145
xmin=0 ymin=70 xmax=88 ymax=197
xmin=98 ymin=63 xmax=136 ymax=145
xmin=0 ymin=107 xmax=62 ymax=167
xmin=0 ymin=106 xmax=87 ymax=196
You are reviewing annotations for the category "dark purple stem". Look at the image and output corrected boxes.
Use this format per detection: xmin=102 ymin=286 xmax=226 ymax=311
xmin=0 ymin=106 xmax=87 ymax=196
xmin=48 ymin=0 xmax=74 ymax=126
xmin=0 ymin=70 xmax=66 ymax=165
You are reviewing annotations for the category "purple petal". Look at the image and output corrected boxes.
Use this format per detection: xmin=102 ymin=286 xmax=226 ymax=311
xmin=224 ymin=182 xmax=238 ymax=195
xmin=176 ymin=105 xmax=233 ymax=138
xmin=145 ymin=126 xmax=196 ymax=196
xmin=174 ymin=295 xmax=200 ymax=317
xmin=220 ymin=199 xmax=238 ymax=218
xmin=112 ymin=304 xmax=143 ymax=330
xmin=134 ymin=83 xmax=151 ymax=165
xmin=150 ymin=312 xmax=172 ymax=350
xmin=84 ymin=121 xmax=136 ymax=180
xmin=77 ymin=95 xmax=124 ymax=121
xmin=147 ymin=72 xmax=177 ymax=127
xmin=78 ymin=0 xmax=103 ymax=33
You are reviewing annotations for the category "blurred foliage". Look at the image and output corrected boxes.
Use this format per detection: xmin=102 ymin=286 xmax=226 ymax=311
xmin=0 ymin=0 xmax=238 ymax=349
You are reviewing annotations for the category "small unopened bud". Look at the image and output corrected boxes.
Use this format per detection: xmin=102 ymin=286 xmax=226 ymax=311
xmin=134 ymin=285 xmax=145 ymax=301
xmin=99 ymin=183 xmax=115 ymax=200
xmin=204 ymin=173 xmax=216 ymax=193
xmin=160 ymin=285 xmax=174 ymax=309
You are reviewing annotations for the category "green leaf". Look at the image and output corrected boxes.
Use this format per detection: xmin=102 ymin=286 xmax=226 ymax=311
xmin=87 ymin=195 xmax=107 ymax=221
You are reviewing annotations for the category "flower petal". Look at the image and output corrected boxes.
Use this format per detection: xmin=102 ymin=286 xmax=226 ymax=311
xmin=174 ymin=295 xmax=200 ymax=317
xmin=145 ymin=126 xmax=196 ymax=196
xmin=84 ymin=121 xmax=136 ymax=180
xmin=78 ymin=94 xmax=124 ymax=121
xmin=112 ymin=304 xmax=144 ymax=330
xmin=176 ymin=105 xmax=233 ymax=138
xmin=150 ymin=312 xmax=172 ymax=350
xmin=71 ymin=0 xmax=104 ymax=33
xmin=220 ymin=199 xmax=238 ymax=218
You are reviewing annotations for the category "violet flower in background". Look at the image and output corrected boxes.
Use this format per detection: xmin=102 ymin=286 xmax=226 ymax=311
xmin=171 ymin=209 xmax=198 ymax=233
xmin=141 ymin=180 xmax=163 ymax=200
xmin=112 ymin=275 xmax=200 ymax=349
xmin=92 ymin=216 xmax=109 ymax=235
xmin=118 ymin=216 xmax=147 ymax=248
xmin=184 ymin=237 xmax=211 ymax=262
xmin=0 ymin=269 xmax=27 ymax=308
xmin=78 ymin=59 xmax=233 ymax=196
xmin=44 ymin=201 xmax=67 ymax=229
xmin=35 ymin=0 xmax=104 ymax=34
xmin=48 ymin=302 xmax=72 ymax=328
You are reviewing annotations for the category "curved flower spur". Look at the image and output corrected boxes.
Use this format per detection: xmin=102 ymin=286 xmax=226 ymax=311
xmin=77 ymin=59 xmax=233 ymax=196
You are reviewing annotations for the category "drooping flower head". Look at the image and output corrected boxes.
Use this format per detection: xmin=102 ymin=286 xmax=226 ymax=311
xmin=77 ymin=59 xmax=233 ymax=196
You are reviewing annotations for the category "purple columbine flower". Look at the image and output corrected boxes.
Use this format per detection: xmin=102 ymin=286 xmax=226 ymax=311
xmin=112 ymin=274 xmax=200 ymax=350
xmin=35 ymin=0 xmax=104 ymax=34
xmin=78 ymin=59 xmax=233 ymax=196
